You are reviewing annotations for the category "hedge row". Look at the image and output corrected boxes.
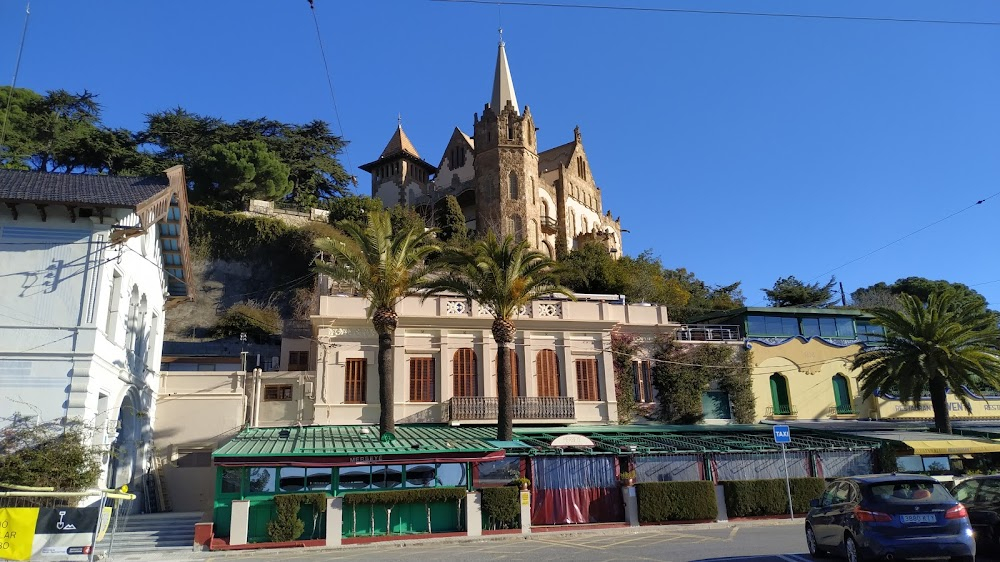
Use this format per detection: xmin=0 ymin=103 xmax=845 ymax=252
xmin=722 ymin=477 xmax=825 ymax=518
xmin=480 ymin=487 xmax=520 ymax=529
xmin=636 ymin=481 xmax=718 ymax=523
xmin=342 ymin=487 xmax=467 ymax=506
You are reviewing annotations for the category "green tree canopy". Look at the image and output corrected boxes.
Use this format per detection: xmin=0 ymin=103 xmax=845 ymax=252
xmin=142 ymin=109 xmax=351 ymax=205
xmin=851 ymin=277 xmax=991 ymax=313
xmin=853 ymin=290 xmax=1000 ymax=433
xmin=326 ymin=195 xmax=384 ymax=225
xmin=436 ymin=195 xmax=468 ymax=245
xmin=762 ymin=275 xmax=838 ymax=308
xmin=192 ymin=140 xmax=291 ymax=204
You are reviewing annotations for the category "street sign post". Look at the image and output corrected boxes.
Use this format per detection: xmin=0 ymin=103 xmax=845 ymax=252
xmin=773 ymin=425 xmax=794 ymax=520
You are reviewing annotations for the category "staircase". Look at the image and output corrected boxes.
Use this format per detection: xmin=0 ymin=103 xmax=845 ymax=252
xmin=98 ymin=511 xmax=201 ymax=557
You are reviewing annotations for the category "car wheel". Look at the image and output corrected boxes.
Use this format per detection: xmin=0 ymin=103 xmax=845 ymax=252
xmin=845 ymin=535 xmax=863 ymax=562
xmin=805 ymin=526 xmax=826 ymax=558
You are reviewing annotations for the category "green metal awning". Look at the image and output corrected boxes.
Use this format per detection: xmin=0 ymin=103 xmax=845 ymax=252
xmin=213 ymin=425 xmax=501 ymax=459
xmin=213 ymin=424 xmax=882 ymax=464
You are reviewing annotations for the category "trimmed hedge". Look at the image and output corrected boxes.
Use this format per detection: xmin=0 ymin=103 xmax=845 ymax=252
xmin=722 ymin=477 xmax=826 ymax=518
xmin=267 ymin=493 xmax=326 ymax=543
xmin=636 ymin=481 xmax=718 ymax=523
xmin=480 ymin=487 xmax=520 ymax=529
xmin=342 ymin=487 xmax=467 ymax=506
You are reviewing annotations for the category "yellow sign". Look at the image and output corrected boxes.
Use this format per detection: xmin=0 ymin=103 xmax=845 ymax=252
xmin=520 ymin=492 xmax=529 ymax=506
xmin=0 ymin=507 xmax=39 ymax=561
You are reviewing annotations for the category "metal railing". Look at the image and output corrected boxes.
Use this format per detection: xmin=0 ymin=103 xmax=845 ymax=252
xmin=675 ymin=324 xmax=742 ymax=342
xmin=449 ymin=396 xmax=575 ymax=421
xmin=765 ymin=405 xmax=798 ymax=417
xmin=830 ymin=404 xmax=857 ymax=416
xmin=540 ymin=216 xmax=558 ymax=231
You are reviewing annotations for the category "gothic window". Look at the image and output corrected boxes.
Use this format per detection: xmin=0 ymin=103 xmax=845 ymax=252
xmin=576 ymin=156 xmax=587 ymax=180
xmin=509 ymin=172 xmax=518 ymax=199
xmin=507 ymin=121 xmax=515 ymax=140
xmin=530 ymin=177 xmax=536 ymax=203
xmin=569 ymin=209 xmax=576 ymax=234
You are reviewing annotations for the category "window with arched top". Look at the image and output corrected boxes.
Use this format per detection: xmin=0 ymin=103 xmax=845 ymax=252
xmin=769 ymin=374 xmax=792 ymax=416
xmin=453 ymin=348 xmax=477 ymax=397
xmin=832 ymin=374 xmax=852 ymax=415
xmin=509 ymin=172 xmax=518 ymax=199
xmin=536 ymin=350 xmax=561 ymax=397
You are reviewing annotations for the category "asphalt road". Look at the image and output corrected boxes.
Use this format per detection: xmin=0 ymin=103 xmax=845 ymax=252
xmin=120 ymin=521 xmax=1000 ymax=562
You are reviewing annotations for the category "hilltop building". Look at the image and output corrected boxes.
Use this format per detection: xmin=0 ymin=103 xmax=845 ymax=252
xmin=0 ymin=166 xmax=193 ymax=501
xmin=360 ymin=40 xmax=623 ymax=258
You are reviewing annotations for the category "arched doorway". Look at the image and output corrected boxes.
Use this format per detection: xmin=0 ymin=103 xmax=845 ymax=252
xmin=108 ymin=390 xmax=145 ymax=513
xmin=832 ymin=374 xmax=852 ymax=414
xmin=769 ymin=374 xmax=792 ymax=416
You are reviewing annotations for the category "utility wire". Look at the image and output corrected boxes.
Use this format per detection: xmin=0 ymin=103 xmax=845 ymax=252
xmin=805 ymin=190 xmax=1000 ymax=284
xmin=0 ymin=1 xmax=31 ymax=153
xmin=307 ymin=0 xmax=357 ymax=190
xmin=432 ymin=0 xmax=1000 ymax=27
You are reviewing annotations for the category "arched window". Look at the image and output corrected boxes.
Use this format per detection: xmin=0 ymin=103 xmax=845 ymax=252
xmin=542 ymin=200 xmax=550 ymax=219
xmin=832 ymin=374 xmax=852 ymax=415
xmin=453 ymin=348 xmax=477 ymax=397
xmin=769 ymin=374 xmax=792 ymax=416
xmin=530 ymin=177 xmax=536 ymax=203
xmin=537 ymin=350 xmax=561 ymax=397
xmin=509 ymin=172 xmax=518 ymax=199
xmin=569 ymin=209 xmax=576 ymax=234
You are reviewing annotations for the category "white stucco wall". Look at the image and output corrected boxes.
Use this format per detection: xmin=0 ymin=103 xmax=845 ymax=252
xmin=0 ymin=206 xmax=167 ymax=490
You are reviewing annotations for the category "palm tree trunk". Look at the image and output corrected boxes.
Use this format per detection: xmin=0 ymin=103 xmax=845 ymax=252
xmin=373 ymin=307 xmax=398 ymax=435
xmin=929 ymin=377 xmax=951 ymax=434
xmin=492 ymin=318 xmax=517 ymax=441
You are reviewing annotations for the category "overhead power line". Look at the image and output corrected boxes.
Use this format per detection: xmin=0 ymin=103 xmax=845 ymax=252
xmin=0 ymin=1 xmax=31 ymax=153
xmin=431 ymin=0 xmax=1000 ymax=27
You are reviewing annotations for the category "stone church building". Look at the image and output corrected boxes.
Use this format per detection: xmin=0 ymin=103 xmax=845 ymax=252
xmin=360 ymin=40 xmax=623 ymax=258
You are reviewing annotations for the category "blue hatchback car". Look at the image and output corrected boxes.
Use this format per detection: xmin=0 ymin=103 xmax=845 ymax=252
xmin=805 ymin=474 xmax=975 ymax=562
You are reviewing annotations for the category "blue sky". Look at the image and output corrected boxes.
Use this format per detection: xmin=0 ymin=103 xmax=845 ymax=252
xmin=2 ymin=0 xmax=999 ymax=308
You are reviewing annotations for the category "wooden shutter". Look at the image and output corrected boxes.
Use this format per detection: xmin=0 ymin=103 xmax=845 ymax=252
xmin=575 ymin=359 xmax=599 ymax=401
xmin=634 ymin=360 xmax=653 ymax=403
xmin=344 ymin=358 xmax=367 ymax=404
xmin=536 ymin=350 xmax=560 ymax=397
xmin=410 ymin=357 xmax=435 ymax=402
xmin=453 ymin=349 xmax=477 ymax=397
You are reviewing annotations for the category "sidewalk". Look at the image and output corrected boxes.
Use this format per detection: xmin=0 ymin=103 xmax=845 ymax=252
xmin=103 ymin=517 xmax=803 ymax=562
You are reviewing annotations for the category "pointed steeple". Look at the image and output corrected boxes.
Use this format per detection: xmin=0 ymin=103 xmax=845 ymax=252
xmin=380 ymin=123 xmax=421 ymax=159
xmin=490 ymin=39 xmax=519 ymax=116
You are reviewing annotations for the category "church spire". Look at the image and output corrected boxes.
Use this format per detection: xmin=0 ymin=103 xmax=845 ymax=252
xmin=490 ymin=38 xmax=519 ymax=116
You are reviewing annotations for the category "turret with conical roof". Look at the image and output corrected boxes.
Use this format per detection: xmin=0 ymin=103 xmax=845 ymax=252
xmin=360 ymin=123 xmax=437 ymax=207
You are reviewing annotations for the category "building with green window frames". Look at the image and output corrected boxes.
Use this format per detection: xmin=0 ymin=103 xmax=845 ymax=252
xmin=690 ymin=307 xmax=885 ymax=422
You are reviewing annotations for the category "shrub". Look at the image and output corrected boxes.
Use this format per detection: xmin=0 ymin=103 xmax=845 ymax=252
xmin=268 ymin=494 xmax=307 ymax=543
xmin=214 ymin=301 xmax=281 ymax=343
xmin=341 ymin=487 xmax=467 ymax=506
xmin=636 ymin=481 xmax=718 ymax=522
xmin=480 ymin=487 xmax=520 ymax=529
xmin=0 ymin=416 xmax=101 ymax=495
xmin=722 ymin=477 xmax=826 ymax=518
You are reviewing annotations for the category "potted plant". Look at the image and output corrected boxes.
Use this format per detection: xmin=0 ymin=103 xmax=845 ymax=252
xmin=619 ymin=471 xmax=636 ymax=487
xmin=511 ymin=477 xmax=531 ymax=491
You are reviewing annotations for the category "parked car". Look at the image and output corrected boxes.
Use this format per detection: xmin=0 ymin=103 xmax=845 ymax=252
xmin=805 ymin=474 xmax=975 ymax=562
xmin=950 ymin=474 xmax=1000 ymax=548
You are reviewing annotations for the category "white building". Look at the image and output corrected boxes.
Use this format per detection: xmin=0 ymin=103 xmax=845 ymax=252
xmin=0 ymin=166 xmax=193 ymax=495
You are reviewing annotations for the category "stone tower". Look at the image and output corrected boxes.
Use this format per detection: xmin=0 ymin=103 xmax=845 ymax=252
xmin=472 ymin=41 xmax=542 ymax=244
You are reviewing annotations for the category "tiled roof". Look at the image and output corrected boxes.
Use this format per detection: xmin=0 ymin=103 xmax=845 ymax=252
xmin=538 ymin=140 xmax=576 ymax=172
xmin=380 ymin=125 xmax=421 ymax=159
xmin=0 ymin=169 xmax=171 ymax=207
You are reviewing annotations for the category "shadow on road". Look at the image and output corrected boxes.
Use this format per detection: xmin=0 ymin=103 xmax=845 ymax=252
xmin=695 ymin=554 xmax=1000 ymax=562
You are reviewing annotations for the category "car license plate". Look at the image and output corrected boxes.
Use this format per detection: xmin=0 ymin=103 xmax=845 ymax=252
xmin=901 ymin=514 xmax=937 ymax=524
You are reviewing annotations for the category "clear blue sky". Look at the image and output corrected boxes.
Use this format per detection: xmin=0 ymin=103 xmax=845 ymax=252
xmin=2 ymin=0 xmax=999 ymax=308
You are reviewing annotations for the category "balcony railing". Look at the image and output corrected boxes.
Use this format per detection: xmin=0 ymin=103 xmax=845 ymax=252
xmin=829 ymin=404 xmax=857 ymax=416
xmin=449 ymin=396 xmax=575 ymax=421
xmin=540 ymin=216 xmax=558 ymax=232
xmin=765 ymin=405 xmax=798 ymax=417
xmin=675 ymin=324 xmax=742 ymax=342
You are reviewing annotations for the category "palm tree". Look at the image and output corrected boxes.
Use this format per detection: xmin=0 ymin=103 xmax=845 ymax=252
xmin=315 ymin=209 xmax=439 ymax=435
xmin=853 ymin=290 xmax=1000 ymax=434
xmin=422 ymin=232 xmax=573 ymax=440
